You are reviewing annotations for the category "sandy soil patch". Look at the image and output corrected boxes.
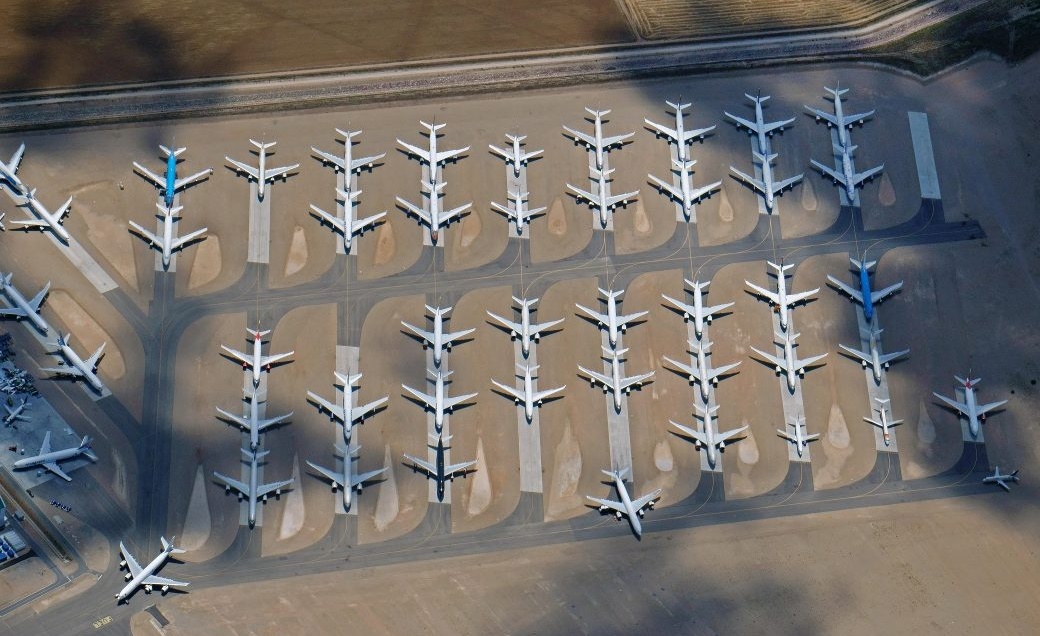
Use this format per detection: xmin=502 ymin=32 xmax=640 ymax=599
xmin=283 ymin=226 xmax=309 ymax=278
xmin=86 ymin=209 xmax=139 ymax=292
xmin=0 ymin=557 xmax=56 ymax=607
xmin=187 ymin=235 xmax=222 ymax=290
xmin=180 ymin=463 xmax=211 ymax=552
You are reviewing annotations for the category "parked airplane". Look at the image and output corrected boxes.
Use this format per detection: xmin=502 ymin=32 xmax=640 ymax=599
xmin=132 ymin=145 xmax=212 ymax=208
xmin=128 ymin=203 xmax=208 ymax=269
xmin=839 ymin=328 xmax=909 ymax=384
xmin=311 ymin=128 xmax=385 ymax=175
xmin=644 ymin=99 xmax=715 ymax=162
xmin=401 ymin=305 xmax=474 ymax=367
xmin=225 ymin=140 xmax=299 ymax=200
xmin=220 ymin=327 xmax=294 ymax=387
xmin=307 ymin=445 xmax=387 ymax=511
xmin=578 ymin=346 xmax=654 ymax=413
xmin=309 ymin=188 xmax=386 ymax=253
xmin=491 ymin=364 xmax=565 ymax=422
xmin=661 ymin=279 xmax=732 ymax=340
xmin=488 ymin=134 xmax=543 ymax=177
xmin=215 ymin=388 xmax=293 ymax=451
xmin=647 ymin=158 xmax=721 ymax=218
xmin=0 ymin=143 xmax=27 ymax=193
xmin=490 ymin=190 xmax=546 ymax=236
xmin=3 ymin=398 xmax=30 ymax=425
xmin=213 ymin=448 xmax=293 ymax=528
xmin=810 ymin=143 xmax=884 ymax=201
xmin=563 ymin=108 xmax=633 ymax=170
xmin=13 ymin=432 xmax=96 ymax=481
xmin=403 ymin=433 xmax=476 ymax=502
xmin=729 ymin=150 xmax=803 ymax=213
xmin=567 ymin=167 xmax=639 ymax=229
xmin=826 ymin=257 xmax=903 ymax=322
xmin=751 ymin=330 xmax=827 ymax=392
xmin=576 ymin=287 xmax=648 ymax=348
xmin=10 ymin=189 xmax=73 ymax=244
xmin=744 ymin=261 xmax=818 ymax=332
xmin=664 ymin=339 xmax=740 ymax=401
xmin=724 ymin=92 xmax=796 ymax=154
xmin=397 ymin=121 xmax=469 ymax=176
xmin=863 ymin=398 xmax=902 ymax=446
xmin=115 ymin=537 xmax=188 ymax=602
xmin=485 ymin=296 xmax=563 ymax=358
xmin=42 ymin=334 xmax=107 ymax=394
xmin=307 ymin=372 xmax=388 ymax=444
xmin=402 ymin=369 xmax=477 ymax=432
xmin=777 ymin=418 xmax=819 ymax=457
xmin=933 ymin=374 xmax=1007 ymax=438
xmin=585 ymin=467 xmax=660 ymax=538
xmin=396 ymin=180 xmax=471 ymax=244
xmin=805 ymin=85 xmax=875 ymax=149
xmin=670 ymin=404 xmax=748 ymax=469
xmin=983 ymin=466 xmax=1019 ymax=492
xmin=0 ymin=272 xmax=51 ymax=334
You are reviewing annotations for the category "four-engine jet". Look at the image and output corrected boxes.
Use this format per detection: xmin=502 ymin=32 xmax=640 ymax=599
xmin=116 ymin=537 xmax=188 ymax=602
xmin=810 ymin=143 xmax=884 ymax=201
xmin=0 ymin=143 xmax=27 ymax=193
xmin=128 ymin=203 xmax=208 ymax=269
xmin=664 ymin=339 xmax=741 ymax=401
xmin=225 ymin=140 xmax=299 ymax=200
xmin=3 ymin=398 xmax=31 ymax=425
xmin=10 ymin=189 xmax=73 ymax=244
xmin=744 ymin=261 xmax=818 ymax=332
xmin=0 ymin=272 xmax=51 ymax=334
xmin=485 ymin=296 xmax=563 ymax=358
xmin=13 ymin=432 xmax=96 ymax=481
xmin=307 ymin=372 xmax=388 ymax=444
xmin=132 ymin=145 xmax=212 ymax=208
xmin=563 ymin=108 xmax=633 ymax=170
xmin=777 ymin=418 xmax=819 ymax=457
xmin=307 ymin=445 xmax=387 ymax=512
xmin=725 ymin=92 xmax=796 ymax=154
xmin=661 ymin=278 xmax=733 ymax=339
xmin=983 ymin=466 xmax=1019 ymax=492
xmin=578 ymin=346 xmax=654 ymax=413
xmin=670 ymin=404 xmax=748 ymax=469
xmin=396 ymin=180 xmax=471 ymax=244
xmin=644 ymin=99 xmax=715 ymax=162
xmin=489 ymin=189 xmax=546 ymax=236
xmin=213 ymin=448 xmax=294 ymax=528
xmin=729 ymin=150 xmax=803 ymax=213
xmin=403 ymin=433 xmax=476 ymax=502
xmin=220 ymin=327 xmax=294 ymax=387
xmin=402 ymin=369 xmax=477 ymax=432
xmin=397 ymin=121 xmax=469 ymax=174
xmin=401 ymin=305 xmax=474 ymax=367
xmin=576 ymin=288 xmax=648 ymax=348
xmin=863 ymin=397 xmax=903 ymax=446
xmin=309 ymin=187 xmax=386 ymax=253
xmin=491 ymin=364 xmax=565 ymax=422
xmin=839 ymin=327 xmax=909 ymax=384
xmin=805 ymin=85 xmax=875 ymax=149
xmin=216 ymin=388 xmax=293 ymax=451
xmin=488 ymin=134 xmax=543 ymax=177
xmin=933 ymin=374 xmax=1007 ymax=438
xmin=585 ymin=467 xmax=660 ymax=538
xmin=826 ymin=257 xmax=903 ymax=322
xmin=42 ymin=333 xmax=107 ymax=394
xmin=751 ymin=330 xmax=828 ymax=392
xmin=647 ymin=158 xmax=721 ymax=217
xmin=566 ymin=167 xmax=639 ymax=229
xmin=311 ymin=128 xmax=385 ymax=175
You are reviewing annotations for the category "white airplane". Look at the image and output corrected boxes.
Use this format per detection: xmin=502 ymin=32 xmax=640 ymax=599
xmin=42 ymin=333 xmax=107 ymax=394
xmin=132 ymin=145 xmax=212 ymax=208
xmin=3 ymin=398 xmax=30 ymax=425
xmin=225 ymin=140 xmax=299 ymax=201
xmin=488 ymin=134 xmax=543 ymax=177
xmin=575 ymin=287 xmax=648 ymax=348
xmin=13 ymin=432 xmax=96 ymax=481
xmin=566 ymin=167 xmax=639 ymax=229
xmin=839 ymin=328 xmax=909 ymax=384
xmin=644 ymin=99 xmax=715 ymax=162
xmin=826 ymin=257 xmax=903 ymax=323
xmin=661 ymin=278 xmax=733 ymax=339
xmin=402 ymin=369 xmax=477 ymax=432
xmin=663 ymin=338 xmax=741 ymax=401
xmin=309 ymin=188 xmax=386 ymax=253
xmin=307 ymin=445 xmax=387 ymax=512
xmin=777 ymin=418 xmax=819 ymax=457
xmin=670 ymin=403 xmax=748 ymax=469
xmin=215 ymin=388 xmax=293 ymax=451
xmin=863 ymin=397 xmax=902 ymax=446
xmin=805 ymin=85 xmax=875 ymax=149
xmin=307 ymin=372 xmax=387 ymax=444
xmin=220 ymin=326 xmax=294 ymax=387
xmin=810 ymin=143 xmax=884 ymax=201
xmin=744 ymin=261 xmax=818 ymax=332
xmin=0 ymin=272 xmax=51 ymax=334
xmin=563 ymin=108 xmax=634 ymax=170
xmin=491 ymin=364 xmax=565 ymax=422
xmin=724 ymin=92 xmax=796 ymax=154
xmin=213 ymin=448 xmax=293 ymax=528
xmin=115 ymin=537 xmax=188 ymax=602
xmin=729 ymin=151 xmax=803 ymax=213
xmin=396 ymin=180 xmax=471 ymax=245
xmin=401 ymin=305 xmax=474 ymax=367
xmin=647 ymin=158 xmax=721 ymax=218
xmin=311 ymin=128 xmax=385 ymax=175
xmin=9 ymin=189 xmax=73 ymax=244
xmin=750 ymin=330 xmax=827 ymax=393
xmin=489 ymin=190 xmax=546 ymax=236
xmin=585 ymin=467 xmax=660 ymax=538
xmin=578 ymin=346 xmax=654 ymax=413
xmin=397 ymin=121 xmax=469 ymax=174
xmin=128 ymin=203 xmax=208 ymax=270
xmin=0 ymin=143 xmax=27 ymax=193
xmin=403 ymin=433 xmax=476 ymax=502
xmin=983 ymin=466 xmax=1019 ymax=492
xmin=485 ymin=296 xmax=563 ymax=358
xmin=933 ymin=374 xmax=1007 ymax=439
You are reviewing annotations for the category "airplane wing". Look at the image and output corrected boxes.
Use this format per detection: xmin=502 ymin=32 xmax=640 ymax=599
xmin=215 ymin=407 xmax=248 ymax=430
xmin=531 ymin=317 xmax=564 ymax=334
xmin=717 ymin=425 xmax=750 ymax=444
xmin=258 ymin=412 xmax=292 ymax=431
xmin=933 ymin=392 xmax=969 ymax=415
xmin=396 ymin=139 xmax=433 ymax=163
xmin=213 ymin=472 xmax=249 ymax=496
xmin=486 ymin=310 xmax=521 ymax=334
xmin=264 ymin=164 xmax=298 ymax=183
xmin=842 ymin=109 xmax=875 ymax=127
xmin=40 ymin=364 xmax=86 ymax=379
xmin=827 ymin=275 xmax=864 ymax=304
xmin=401 ymin=384 xmax=436 ymax=409
xmin=440 ymin=203 xmax=471 ymax=226
xmin=10 ymin=219 xmax=51 ymax=230
xmin=8 ymin=143 xmax=25 ymax=172
xmin=852 ymin=165 xmax=884 ymax=187
xmin=838 ymin=344 xmax=871 ymax=365
xmin=128 ymin=221 xmax=162 ymax=248
xmin=617 ymin=309 xmax=649 ymax=326
xmin=351 ymin=211 xmax=387 ymax=235
xmin=770 ymin=174 xmax=803 ymax=196
xmin=43 ymin=462 xmax=72 ymax=482
xmin=670 ymin=420 xmax=708 ymax=446
xmin=435 ymin=147 xmax=469 ymax=165
xmin=644 ymin=119 xmax=678 ymax=140
xmin=132 ymin=162 xmax=165 ymax=189
xmin=805 ymin=106 xmax=839 ymax=126
xmin=793 ymin=353 xmax=827 ymax=372
xmin=307 ymin=391 xmax=345 ymax=421
xmin=630 ymin=490 xmax=661 ymax=512
xmin=225 ymin=157 xmax=259 ymax=180
xmin=750 ymin=346 xmax=783 ymax=368
xmin=810 ymin=160 xmax=847 ymax=186
xmin=585 ymin=496 xmax=626 ymax=515
xmin=706 ymin=361 xmax=741 ymax=382
xmin=443 ymin=327 xmax=475 ymax=345
xmin=309 ymin=204 xmax=346 ymax=233
xmin=729 ymin=166 xmax=766 ymax=194
xmin=878 ymin=349 xmax=910 ymax=366
xmin=785 ymin=288 xmax=819 ymax=305
xmin=443 ymin=392 xmax=478 ymax=411
xmin=258 ymin=351 xmax=293 ymax=369
xmin=27 ymin=284 xmax=50 ymax=312
xmin=574 ymin=303 xmax=608 ymax=326
xmin=704 ymin=300 xmax=734 ymax=317
xmin=400 ymin=321 xmax=435 ymax=346
xmin=533 ymin=385 xmax=565 ymax=403
xmin=351 ymin=396 xmax=388 ymax=421
xmin=724 ymin=111 xmax=761 ymax=134
xmin=648 ymin=174 xmax=682 ymax=201
xmin=119 ymin=543 xmax=144 ymax=577
xmin=395 ymin=197 xmax=432 ymax=226
xmin=762 ymin=117 xmax=795 ymax=135
xmin=663 ymin=356 xmax=698 ymax=380
xmin=566 ymin=183 xmax=600 ymax=206
xmin=85 ymin=344 xmax=105 ymax=371
xmin=171 ymin=227 xmax=208 ymax=252
xmin=602 ymin=132 xmax=634 ymax=148
xmin=0 ymin=306 xmax=28 ymax=318
xmin=562 ymin=126 xmax=596 ymax=148
xmin=403 ymin=453 xmax=437 ymax=477
xmin=606 ymin=190 xmax=639 ymax=209
xmin=257 ymin=478 xmax=293 ymax=499
xmin=870 ymin=281 xmax=903 ymax=304
xmin=444 ymin=459 xmax=477 ymax=478
xmin=577 ymin=365 xmax=613 ymax=389
xmin=141 ymin=574 xmax=189 ymax=589
xmin=977 ymin=399 xmax=1008 ymax=416
xmin=744 ymin=280 xmax=780 ymax=305
xmin=619 ymin=371 xmax=654 ymax=392
xmin=491 ymin=379 xmax=524 ymax=402
xmin=353 ymin=466 xmax=388 ymax=487
xmin=174 ymin=169 xmax=213 ymax=191
xmin=311 ymin=147 xmax=345 ymax=170
xmin=38 ymin=431 xmax=52 ymax=455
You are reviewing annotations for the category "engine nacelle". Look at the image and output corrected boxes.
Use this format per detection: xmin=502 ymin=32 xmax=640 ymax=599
xmin=637 ymin=510 xmax=644 ymax=517
xmin=120 ymin=559 xmax=127 ymax=569
xmin=356 ymin=483 xmax=362 ymax=493
xmin=615 ymin=511 xmax=623 ymax=519
xmin=144 ymin=584 xmax=153 ymax=593
xmin=161 ymin=585 xmax=170 ymax=594
xmin=861 ymin=361 xmax=868 ymax=368
xmin=224 ymin=485 xmax=231 ymax=494
xmin=775 ymin=366 xmax=782 ymax=374
xmin=125 ymin=572 xmax=132 ymax=581
xmin=242 ymin=363 xmax=249 ymax=370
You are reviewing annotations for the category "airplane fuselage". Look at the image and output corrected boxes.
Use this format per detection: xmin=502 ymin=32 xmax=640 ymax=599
xmin=593 ymin=115 xmax=606 ymax=169
xmin=753 ymin=101 xmax=769 ymax=154
xmin=760 ymin=155 xmax=777 ymax=211
xmin=510 ymin=137 xmax=523 ymax=176
xmin=1 ymin=279 xmax=49 ymax=334
xmin=775 ymin=278 xmax=792 ymax=331
xmin=431 ymin=314 xmax=446 ymax=366
xmin=609 ymin=356 xmax=624 ymax=412
xmin=13 ymin=445 xmax=85 ymax=470
xmin=246 ymin=398 xmax=261 ymax=450
xmin=433 ymin=375 xmax=447 ymax=430
xmin=247 ymin=453 xmax=260 ymax=527
xmin=61 ymin=343 xmax=105 ymax=393
xmin=859 ymin=267 xmax=875 ymax=321
xmin=519 ymin=304 xmax=533 ymax=356
xmin=867 ymin=335 xmax=883 ymax=383
xmin=163 ymin=153 xmax=177 ymax=208
xmin=26 ymin=198 xmax=71 ymax=243
xmin=606 ymin=297 xmax=620 ymax=347
xmin=341 ymin=461 xmax=355 ymax=510
xmin=116 ymin=550 xmax=171 ymax=602
xmin=782 ymin=339 xmax=798 ymax=392
xmin=695 ymin=347 xmax=711 ymax=401
xmin=691 ymin=288 xmax=708 ymax=338
xmin=964 ymin=385 xmax=981 ymax=437
xmin=257 ymin=147 xmax=268 ymax=199
xmin=248 ymin=335 xmax=264 ymax=386
xmin=521 ymin=370 xmax=536 ymax=421
xmin=611 ymin=474 xmax=642 ymax=536
xmin=595 ymin=171 xmax=611 ymax=227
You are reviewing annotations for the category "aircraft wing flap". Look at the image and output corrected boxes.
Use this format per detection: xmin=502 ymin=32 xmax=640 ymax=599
xmin=762 ymin=118 xmax=794 ymax=135
xmin=443 ymin=392 xmax=478 ymax=410
xmin=750 ymin=347 xmax=783 ymax=368
xmin=396 ymin=139 xmax=432 ymax=162
xmin=842 ymin=110 xmax=875 ymax=127
xmin=827 ymin=275 xmax=863 ymax=303
xmin=663 ymin=356 xmax=697 ymax=379
xmin=806 ymin=106 xmax=838 ymax=126
xmin=577 ymin=366 xmax=612 ymax=389
xmin=978 ymin=399 xmax=1008 ymax=415
xmin=132 ymin=162 xmax=165 ymax=188
xmin=401 ymin=385 xmax=436 ymax=409
xmin=142 ymin=574 xmax=189 ymax=589
xmin=220 ymin=345 xmax=251 ymax=365
xmin=119 ymin=543 xmax=144 ymax=577
xmin=403 ymin=453 xmax=436 ymax=477
xmin=785 ymin=288 xmax=818 ymax=305
xmin=350 ymin=153 xmax=385 ymax=172
xmin=533 ymin=386 xmax=565 ymax=403
xmin=718 ymin=425 xmax=750 ymax=443
xmin=794 ymin=353 xmax=828 ymax=371
xmin=620 ymin=372 xmax=654 ymax=391
xmin=263 ymin=164 xmax=298 ymax=182
xmin=44 ymin=461 xmax=72 ymax=482
xmin=311 ymin=148 xmax=345 ymax=170
xmin=225 ymin=157 xmax=259 ymax=179
xmin=618 ymin=310 xmax=649 ymax=326
xmin=395 ymin=197 xmax=432 ymax=225
xmin=174 ymin=169 xmax=213 ymax=191
xmin=933 ymin=393 xmax=969 ymax=414
xmin=810 ymin=160 xmax=846 ymax=185
xmin=213 ymin=472 xmax=249 ymax=496
xmin=647 ymin=174 xmax=681 ymax=200
xmin=602 ymin=133 xmax=633 ymax=147
xmin=257 ymin=478 xmax=293 ymax=499
xmin=351 ymin=396 xmax=388 ymax=421
xmin=307 ymin=392 xmax=344 ymax=421
xmin=259 ymin=351 xmax=293 ymax=368
xmin=586 ymin=496 xmax=625 ymax=515
xmin=878 ymin=349 xmax=910 ymax=365
xmin=853 ymin=165 xmax=884 ymax=185
xmin=729 ymin=166 xmax=766 ymax=193
xmin=435 ymin=148 xmax=468 ymax=165
xmin=670 ymin=420 xmax=707 ymax=446
xmin=445 ymin=460 xmax=476 ymax=477
xmin=644 ymin=119 xmax=678 ymax=140
xmin=870 ymin=282 xmax=903 ymax=303
xmin=630 ymin=490 xmax=661 ymax=512
xmin=172 ymin=227 xmax=208 ymax=251
xmin=491 ymin=380 xmax=524 ymax=401
xmin=566 ymin=183 xmax=598 ymax=204
xmin=351 ymin=211 xmax=387 ymax=234
xmin=772 ymin=174 xmax=804 ymax=195
xmin=306 ymin=461 xmax=342 ymax=487
xmin=353 ymin=467 xmax=388 ymax=487
xmin=838 ymin=344 xmax=870 ymax=364
xmin=562 ymin=127 xmax=595 ymax=148
xmin=128 ymin=221 xmax=162 ymax=247
xmin=744 ymin=280 xmax=779 ymax=304
xmin=574 ymin=304 xmax=608 ymax=326
xmin=531 ymin=317 xmax=564 ymax=334
xmin=724 ymin=112 xmax=761 ymax=134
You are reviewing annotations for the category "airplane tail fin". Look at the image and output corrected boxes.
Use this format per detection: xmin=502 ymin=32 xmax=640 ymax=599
xmin=590 ymin=166 xmax=615 ymax=178
xmin=694 ymin=403 xmax=720 ymax=418
xmin=767 ymin=260 xmax=793 ymax=275
xmin=160 ymin=145 xmax=186 ymax=158
xmin=746 ymin=92 xmax=770 ymax=104
xmin=599 ymin=287 xmax=623 ymax=299
xmin=585 ymin=107 xmax=611 ymax=118
xmin=78 ymin=435 xmax=92 ymax=450
xmin=671 ymin=157 xmax=696 ymax=170
xmin=505 ymin=133 xmax=526 ymax=142
xmin=250 ymin=139 xmax=277 ymax=150
xmin=602 ymin=466 xmax=629 ymax=480
xmin=247 ymin=327 xmax=272 ymax=339
xmin=334 ymin=128 xmax=362 ymax=141
xmin=849 ymin=257 xmax=877 ymax=272
xmin=512 ymin=295 xmax=535 ymax=308
xmin=666 ymin=100 xmax=691 ymax=112
xmin=1010 ymin=470 xmax=1020 ymax=477
xmin=1 ymin=272 xmax=11 ymax=286
xmin=422 ymin=180 xmax=447 ymax=193
xmin=161 ymin=536 xmax=187 ymax=555
xmin=752 ymin=150 xmax=778 ymax=164
xmin=157 ymin=202 xmax=184 ymax=217
xmin=420 ymin=120 xmax=447 ymax=133
xmin=834 ymin=143 xmax=857 ymax=155
xmin=825 ymin=85 xmax=849 ymax=99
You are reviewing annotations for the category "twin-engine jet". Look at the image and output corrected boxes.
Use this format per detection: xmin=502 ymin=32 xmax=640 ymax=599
xmin=489 ymin=190 xmax=546 ymax=236
xmin=213 ymin=448 xmax=294 ymax=528
xmin=644 ymin=99 xmax=715 ymax=162
xmin=42 ymin=333 xmax=107 ymax=394
xmin=215 ymin=388 xmax=293 ymax=451
xmin=13 ymin=432 xmax=96 ymax=481
xmin=307 ymin=445 xmax=387 ymax=512
xmin=670 ymin=404 xmax=748 ymax=469
xmin=307 ymin=372 xmax=388 ymax=444
xmin=725 ymin=92 xmax=795 ymax=154
xmin=661 ymin=278 xmax=733 ymax=339
xmin=132 ymin=145 xmax=212 ymax=208
xmin=128 ymin=203 xmax=208 ymax=269
xmin=751 ymin=330 xmax=827 ymax=393
xmin=933 ymin=374 xmax=1007 ymax=438
xmin=116 ymin=537 xmax=188 ymax=602
xmin=983 ymin=466 xmax=1019 ymax=492
xmin=309 ymin=187 xmax=386 ymax=253
xmin=402 ymin=369 xmax=477 ymax=432
xmin=744 ymin=261 xmax=818 ymax=332
xmin=777 ymin=418 xmax=819 ymax=457
xmin=311 ymin=128 xmax=385 ymax=175
xmin=826 ymin=257 xmax=903 ymax=322
xmin=403 ymin=434 xmax=476 ymax=502
xmin=396 ymin=180 xmax=471 ymax=244
xmin=401 ymin=305 xmax=474 ymax=367
xmin=491 ymin=364 xmax=565 ymax=422
xmin=3 ymin=398 xmax=30 ymax=425
xmin=0 ymin=272 xmax=51 ymax=334
xmin=576 ymin=288 xmax=647 ymax=348
xmin=578 ymin=347 xmax=654 ymax=413
xmin=664 ymin=339 xmax=741 ymax=401
xmin=863 ymin=397 xmax=902 ymax=446
xmin=220 ymin=327 xmax=294 ymax=387
xmin=488 ymin=134 xmax=543 ymax=177
xmin=485 ymin=296 xmax=563 ymax=358
xmin=839 ymin=327 xmax=909 ymax=384
xmin=10 ymin=189 xmax=73 ymax=244
xmin=563 ymin=107 xmax=633 ymax=170
xmin=226 ymin=140 xmax=299 ymax=200
xmin=585 ymin=467 xmax=660 ymax=538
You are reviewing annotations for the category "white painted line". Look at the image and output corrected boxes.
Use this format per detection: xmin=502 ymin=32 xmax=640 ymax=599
xmin=514 ymin=341 xmax=543 ymax=493
xmin=247 ymin=182 xmax=271 ymax=264
xmin=600 ymin=331 xmax=633 ymax=480
xmin=908 ymin=111 xmax=941 ymax=200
